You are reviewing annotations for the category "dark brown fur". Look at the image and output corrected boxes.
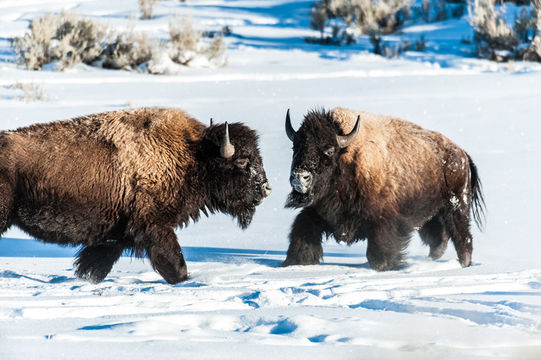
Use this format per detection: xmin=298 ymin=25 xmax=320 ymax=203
xmin=0 ymin=108 xmax=270 ymax=284
xmin=284 ymin=107 xmax=485 ymax=270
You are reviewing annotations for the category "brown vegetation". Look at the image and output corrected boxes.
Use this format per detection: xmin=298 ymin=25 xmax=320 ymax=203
xmin=11 ymin=13 xmax=228 ymax=73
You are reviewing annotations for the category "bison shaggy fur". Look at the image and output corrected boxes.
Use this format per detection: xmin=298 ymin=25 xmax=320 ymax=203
xmin=0 ymin=108 xmax=270 ymax=284
xmin=283 ymin=107 xmax=485 ymax=271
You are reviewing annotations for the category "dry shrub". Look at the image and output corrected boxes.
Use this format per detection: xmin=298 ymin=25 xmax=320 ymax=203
xmin=308 ymin=0 xmax=411 ymax=50
xmin=469 ymin=0 xmax=541 ymax=62
xmin=524 ymin=0 xmax=541 ymax=60
xmin=421 ymin=0 xmax=432 ymax=22
xmin=52 ymin=15 xmax=109 ymax=70
xmin=310 ymin=2 xmax=328 ymax=39
xmin=169 ymin=18 xmax=201 ymax=63
xmin=102 ymin=30 xmax=154 ymax=70
xmin=514 ymin=7 xmax=536 ymax=43
xmin=420 ymin=0 xmax=465 ymax=23
xmin=11 ymin=12 xmax=229 ymax=73
xmin=413 ymin=35 xmax=427 ymax=51
xmin=524 ymin=34 xmax=541 ymax=60
xmin=325 ymin=0 xmax=411 ymax=34
xmin=204 ymin=36 xmax=227 ymax=63
xmin=169 ymin=17 xmax=226 ymax=66
xmin=11 ymin=12 xmax=108 ymax=70
xmin=139 ymin=0 xmax=161 ymax=20
xmin=11 ymin=14 xmax=58 ymax=70
xmin=469 ymin=0 xmax=519 ymax=61
xmin=377 ymin=36 xmax=426 ymax=57
xmin=10 ymin=82 xmax=47 ymax=102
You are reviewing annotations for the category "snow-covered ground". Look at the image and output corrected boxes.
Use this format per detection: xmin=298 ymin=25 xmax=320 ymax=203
xmin=1 ymin=1 xmax=541 ymax=359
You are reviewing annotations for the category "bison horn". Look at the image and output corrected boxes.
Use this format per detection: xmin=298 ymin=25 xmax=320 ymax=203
xmin=220 ymin=122 xmax=235 ymax=159
xmin=285 ymin=109 xmax=296 ymax=142
xmin=336 ymin=115 xmax=360 ymax=148
xmin=210 ymin=118 xmax=214 ymax=126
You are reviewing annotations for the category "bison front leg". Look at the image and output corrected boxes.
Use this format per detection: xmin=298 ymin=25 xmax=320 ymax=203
xmin=366 ymin=223 xmax=410 ymax=271
xmin=282 ymin=207 xmax=327 ymax=267
xmin=74 ymin=244 xmax=124 ymax=284
xmin=145 ymin=227 xmax=188 ymax=284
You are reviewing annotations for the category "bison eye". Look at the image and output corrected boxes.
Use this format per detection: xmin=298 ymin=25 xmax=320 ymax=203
xmin=323 ymin=147 xmax=335 ymax=157
xmin=234 ymin=158 xmax=249 ymax=169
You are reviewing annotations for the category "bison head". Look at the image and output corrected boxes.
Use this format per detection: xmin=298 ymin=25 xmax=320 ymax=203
xmin=200 ymin=122 xmax=271 ymax=229
xmin=284 ymin=109 xmax=359 ymax=208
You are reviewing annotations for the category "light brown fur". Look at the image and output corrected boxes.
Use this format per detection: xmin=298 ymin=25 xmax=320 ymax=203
xmin=331 ymin=107 xmax=468 ymax=222
xmin=6 ymin=108 xmax=205 ymax=226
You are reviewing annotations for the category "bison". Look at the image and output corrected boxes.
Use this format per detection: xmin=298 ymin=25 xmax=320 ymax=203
xmin=0 ymin=108 xmax=271 ymax=284
xmin=283 ymin=107 xmax=485 ymax=270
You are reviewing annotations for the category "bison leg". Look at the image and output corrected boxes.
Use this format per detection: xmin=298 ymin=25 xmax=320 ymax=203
xmin=282 ymin=207 xmax=327 ymax=267
xmin=366 ymin=223 xmax=410 ymax=271
xmin=445 ymin=209 xmax=473 ymax=268
xmin=419 ymin=214 xmax=449 ymax=260
xmin=74 ymin=244 xmax=125 ymax=283
xmin=144 ymin=227 xmax=188 ymax=284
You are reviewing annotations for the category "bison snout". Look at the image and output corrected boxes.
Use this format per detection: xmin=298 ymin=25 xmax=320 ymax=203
xmin=256 ymin=182 xmax=272 ymax=205
xmin=263 ymin=182 xmax=272 ymax=197
xmin=291 ymin=170 xmax=312 ymax=194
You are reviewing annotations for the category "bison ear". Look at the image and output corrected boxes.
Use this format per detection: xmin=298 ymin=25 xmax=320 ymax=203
xmin=336 ymin=115 xmax=360 ymax=148
xmin=220 ymin=122 xmax=235 ymax=159
xmin=285 ymin=109 xmax=296 ymax=142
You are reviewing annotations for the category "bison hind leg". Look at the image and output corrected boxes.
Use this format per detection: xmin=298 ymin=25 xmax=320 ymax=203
xmin=444 ymin=207 xmax=474 ymax=268
xmin=419 ymin=213 xmax=449 ymax=260
xmin=74 ymin=244 xmax=124 ymax=284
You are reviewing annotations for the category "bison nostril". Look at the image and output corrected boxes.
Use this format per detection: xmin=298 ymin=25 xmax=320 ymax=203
xmin=291 ymin=170 xmax=313 ymax=193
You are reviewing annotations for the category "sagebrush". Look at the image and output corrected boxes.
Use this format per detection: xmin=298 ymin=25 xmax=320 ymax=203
xmin=139 ymin=0 xmax=161 ymax=20
xmin=11 ymin=13 xmax=228 ymax=73
xmin=469 ymin=0 xmax=519 ymax=61
xmin=524 ymin=0 xmax=541 ymax=61
xmin=169 ymin=17 xmax=227 ymax=66
xmin=312 ymin=0 xmax=411 ymax=34
xmin=308 ymin=0 xmax=411 ymax=50
xmin=469 ymin=0 xmax=541 ymax=62
xmin=11 ymin=13 xmax=108 ymax=70
xmin=10 ymin=82 xmax=47 ymax=102
xmin=102 ymin=30 xmax=154 ymax=70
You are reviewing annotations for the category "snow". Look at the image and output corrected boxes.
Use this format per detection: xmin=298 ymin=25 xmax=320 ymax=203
xmin=1 ymin=0 xmax=541 ymax=359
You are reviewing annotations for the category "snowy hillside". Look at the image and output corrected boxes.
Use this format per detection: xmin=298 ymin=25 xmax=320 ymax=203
xmin=1 ymin=0 xmax=541 ymax=359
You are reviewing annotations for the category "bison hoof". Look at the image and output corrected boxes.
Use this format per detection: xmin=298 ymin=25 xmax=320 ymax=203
xmin=367 ymin=254 xmax=405 ymax=272
xmin=369 ymin=260 xmax=389 ymax=272
xmin=281 ymin=256 xmax=319 ymax=267
xmin=167 ymin=272 xmax=189 ymax=285
xmin=75 ymin=268 xmax=109 ymax=284
xmin=429 ymin=243 xmax=448 ymax=261
xmin=160 ymin=266 xmax=189 ymax=285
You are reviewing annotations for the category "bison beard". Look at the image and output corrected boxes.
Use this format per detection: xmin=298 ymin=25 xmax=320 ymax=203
xmin=0 ymin=108 xmax=270 ymax=284
xmin=282 ymin=107 xmax=485 ymax=271
xmin=285 ymin=190 xmax=313 ymax=208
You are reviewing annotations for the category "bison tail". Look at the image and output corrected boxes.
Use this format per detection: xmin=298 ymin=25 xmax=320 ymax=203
xmin=467 ymin=153 xmax=486 ymax=231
